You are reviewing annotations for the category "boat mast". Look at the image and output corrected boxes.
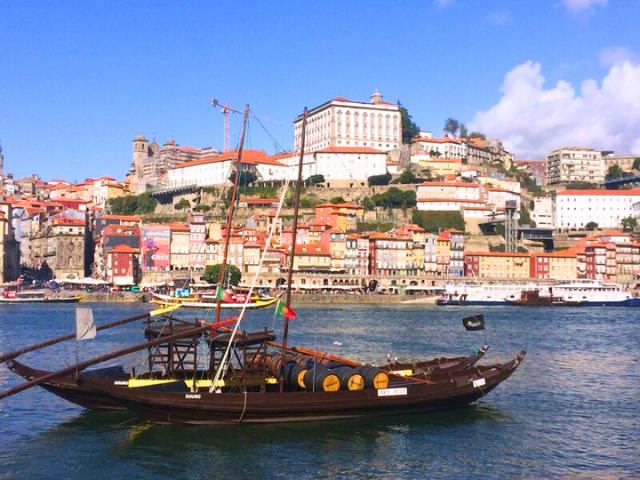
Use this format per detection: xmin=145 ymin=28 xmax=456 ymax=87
xmin=279 ymin=107 xmax=308 ymax=391
xmin=213 ymin=104 xmax=250 ymax=324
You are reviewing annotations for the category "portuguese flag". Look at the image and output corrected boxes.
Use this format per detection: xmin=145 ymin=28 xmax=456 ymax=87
xmin=215 ymin=287 xmax=232 ymax=303
xmin=276 ymin=300 xmax=297 ymax=320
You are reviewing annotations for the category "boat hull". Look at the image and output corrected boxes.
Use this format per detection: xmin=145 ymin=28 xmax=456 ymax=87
xmin=6 ymin=346 xmax=490 ymax=412
xmin=0 ymin=296 xmax=83 ymax=304
xmin=7 ymin=360 xmax=127 ymax=410
xmin=81 ymin=353 xmax=525 ymax=425
xmin=152 ymin=293 xmax=279 ymax=310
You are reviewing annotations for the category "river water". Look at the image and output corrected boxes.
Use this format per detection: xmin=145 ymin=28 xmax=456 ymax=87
xmin=0 ymin=303 xmax=638 ymax=479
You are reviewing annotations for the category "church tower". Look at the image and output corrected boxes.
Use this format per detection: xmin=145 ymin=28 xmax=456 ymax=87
xmin=133 ymin=133 xmax=149 ymax=166
xmin=0 ymin=140 xmax=4 ymax=176
xmin=131 ymin=133 xmax=149 ymax=194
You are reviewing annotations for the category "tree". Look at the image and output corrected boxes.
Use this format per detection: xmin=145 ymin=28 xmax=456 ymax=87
xmin=606 ymin=164 xmax=624 ymax=180
xmin=566 ymin=182 xmax=598 ymax=190
xmin=585 ymin=221 xmax=598 ymax=231
xmin=202 ymin=264 xmax=242 ymax=286
xmin=469 ymin=131 xmax=486 ymax=140
xmin=429 ymin=148 xmax=442 ymax=158
xmin=229 ymin=168 xmax=257 ymax=187
xmin=397 ymin=169 xmax=420 ymax=184
xmin=193 ymin=204 xmax=211 ymax=212
xmin=367 ymin=172 xmax=392 ymax=186
xmin=412 ymin=210 xmax=465 ymax=232
xmin=107 ymin=192 xmax=157 ymax=215
xmin=330 ymin=196 xmax=346 ymax=204
xmin=519 ymin=204 xmax=531 ymax=226
xmin=443 ymin=118 xmax=460 ymax=137
xmin=633 ymin=158 xmax=640 ymax=170
xmin=362 ymin=197 xmax=375 ymax=211
xmin=307 ymin=174 xmax=325 ymax=186
xmin=370 ymin=188 xmax=416 ymax=209
xmin=459 ymin=123 xmax=468 ymax=138
xmin=621 ymin=216 xmax=638 ymax=233
xmin=174 ymin=198 xmax=191 ymax=210
xmin=399 ymin=102 xmax=420 ymax=144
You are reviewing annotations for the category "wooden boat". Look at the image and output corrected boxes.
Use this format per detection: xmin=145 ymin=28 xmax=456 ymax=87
xmin=152 ymin=292 xmax=280 ymax=310
xmin=505 ymin=290 xmax=585 ymax=307
xmin=6 ymin=336 xmax=490 ymax=411
xmin=78 ymin=351 xmax=525 ymax=425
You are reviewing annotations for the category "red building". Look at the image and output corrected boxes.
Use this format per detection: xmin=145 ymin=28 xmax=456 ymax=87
xmin=107 ymin=244 xmax=139 ymax=286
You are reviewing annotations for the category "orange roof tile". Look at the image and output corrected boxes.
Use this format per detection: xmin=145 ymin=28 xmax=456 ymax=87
xmin=170 ymin=149 xmax=286 ymax=169
xmin=419 ymin=181 xmax=480 ymax=188
xmin=110 ymin=244 xmax=139 ymax=254
xmin=315 ymin=146 xmax=386 ymax=155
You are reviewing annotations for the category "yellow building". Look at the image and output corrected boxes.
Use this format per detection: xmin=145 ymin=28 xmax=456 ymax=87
xmin=293 ymin=244 xmax=332 ymax=272
xmin=531 ymin=251 xmax=578 ymax=280
xmin=414 ymin=157 xmax=463 ymax=177
xmin=464 ymin=252 xmax=531 ymax=279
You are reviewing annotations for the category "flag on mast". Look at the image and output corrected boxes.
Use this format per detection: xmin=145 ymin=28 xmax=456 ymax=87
xmin=75 ymin=307 xmax=96 ymax=341
xmin=276 ymin=300 xmax=296 ymax=320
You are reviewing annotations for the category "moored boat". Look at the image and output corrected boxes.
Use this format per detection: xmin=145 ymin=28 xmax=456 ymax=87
xmin=505 ymin=289 xmax=585 ymax=307
xmin=151 ymin=292 xmax=280 ymax=310
xmin=0 ymin=289 xmax=83 ymax=303
xmin=437 ymin=280 xmax=640 ymax=307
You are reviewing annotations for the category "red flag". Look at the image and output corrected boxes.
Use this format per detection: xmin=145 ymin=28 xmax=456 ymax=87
xmin=283 ymin=306 xmax=297 ymax=320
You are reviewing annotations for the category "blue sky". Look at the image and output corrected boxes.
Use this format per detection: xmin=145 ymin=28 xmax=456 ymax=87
xmin=1 ymin=0 xmax=639 ymax=181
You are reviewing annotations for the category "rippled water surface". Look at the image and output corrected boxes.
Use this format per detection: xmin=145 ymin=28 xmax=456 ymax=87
xmin=0 ymin=303 xmax=639 ymax=479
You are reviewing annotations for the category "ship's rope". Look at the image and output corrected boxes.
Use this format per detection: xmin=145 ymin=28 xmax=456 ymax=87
xmin=133 ymin=316 xmax=171 ymax=377
xmin=209 ymin=167 xmax=293 ymax=393
xmin=238 ymin=389 xmax=248 ymax=423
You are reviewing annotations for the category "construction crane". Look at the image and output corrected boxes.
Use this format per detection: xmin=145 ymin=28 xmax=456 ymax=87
xmin=210 ymin=99 xmax=243 ymax=152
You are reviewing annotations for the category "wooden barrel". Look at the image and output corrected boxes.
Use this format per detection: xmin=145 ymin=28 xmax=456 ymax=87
xmin=303 ymin=365 xmax=340 ymax=392
xmin=354 ymin=366 xmax=389 ymax=389
xmin=331 ymin=366 xmax=365 ymax=391
xmin=267 ymin=354 xmax=283 ymax=375
xmin=283 ymin=361 xmax=308 ymax=390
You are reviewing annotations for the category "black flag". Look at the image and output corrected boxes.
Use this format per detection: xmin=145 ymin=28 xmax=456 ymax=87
xmin=463 ymin=314 xmax=485 ymax=331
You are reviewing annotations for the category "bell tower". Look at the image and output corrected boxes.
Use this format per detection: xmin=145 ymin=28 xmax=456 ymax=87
xmin=133 ymin=133 xmax=149 ymax=165
xmin=0 ymin=140 xmax=4 ymax=176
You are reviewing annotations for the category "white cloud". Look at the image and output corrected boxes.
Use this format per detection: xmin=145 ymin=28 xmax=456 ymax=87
xmin=563 ymin=0 xmax=608 ymax=13
xmin=599 ymin=46 xmax=637 ymax=67
xmin=470 ymin=60 xmax=640 ymax=158
xmin=486 ymin=10 xmax=512 ymax=26
xmin=434 ymin=0 xmax=454 ymax=9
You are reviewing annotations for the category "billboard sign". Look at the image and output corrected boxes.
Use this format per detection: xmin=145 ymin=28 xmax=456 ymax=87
xmin=141 ymin=224 xmax=170 ymax=271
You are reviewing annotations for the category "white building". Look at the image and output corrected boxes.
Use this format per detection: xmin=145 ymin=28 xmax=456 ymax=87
xmin=167 ymin=150 xmax=289 ymax=188
xmin=531 ymin=196 xmax=555 ymax=229
xmin=284 ymin=146 xmax=388 ymax=187
xmin=417 ymin=182 xmax=482 ymax=201
xmin=294 ymin=90 xmax=402 ymax=153
xmin=412 ymin=136 xmax=468 ymax=159
xmin=486 ymin=187 xmax=521 ymax=212
xmin=546 ymin=147 xmax=604 ymax=185
xmin=556 ymin=189 xmax=640 ymax=229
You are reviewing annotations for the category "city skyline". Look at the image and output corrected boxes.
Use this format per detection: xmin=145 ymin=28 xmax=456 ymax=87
xmin=1 ymin=0 xmax=639 ymax=181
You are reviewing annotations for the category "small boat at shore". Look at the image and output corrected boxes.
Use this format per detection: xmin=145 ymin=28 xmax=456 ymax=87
xmin=151 ymin=292 xmax=280 ymax=310
xmin=0 ymin=290 xmax=83 ymax=304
